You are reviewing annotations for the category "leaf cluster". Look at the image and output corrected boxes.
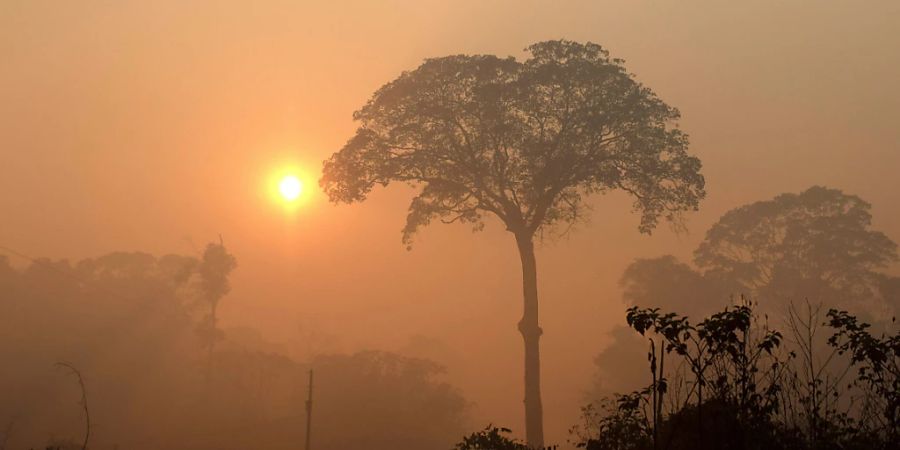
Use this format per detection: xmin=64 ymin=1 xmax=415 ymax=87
xmin=321 ymin=40 xmax=705 ymax=246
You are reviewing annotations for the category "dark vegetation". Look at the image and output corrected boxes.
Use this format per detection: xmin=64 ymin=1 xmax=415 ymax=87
xmin=580 ymin=186 xmax=900 ymax=450
xmin=454 ymin=425 xmax=557 ymax=450
xmin=569 ymin=301 xmax=899 ymax=450
xmin=593 ymin=186 xmax=899 ymax=399
xmin=0 ymin=244 xmax=468 ymax=450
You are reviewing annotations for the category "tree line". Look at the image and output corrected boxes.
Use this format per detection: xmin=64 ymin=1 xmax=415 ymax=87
xmin=0 ymin=244 xmax=468 ymax=450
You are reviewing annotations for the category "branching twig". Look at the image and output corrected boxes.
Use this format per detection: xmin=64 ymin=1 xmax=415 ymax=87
xmin=55 ymin=362 xmax=90 ymax=450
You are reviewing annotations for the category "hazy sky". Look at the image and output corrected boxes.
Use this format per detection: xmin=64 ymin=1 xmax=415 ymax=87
xmin=2 ymin=0 xmax=899 ymax=442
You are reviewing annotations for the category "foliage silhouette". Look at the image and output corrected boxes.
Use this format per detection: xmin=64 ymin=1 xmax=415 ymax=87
xmin=593 ymin=187 xmax=900 ymax=399
xmin=454 ymin=425 xmax=530 ymax=450
xmin=570 ymin=395 xmax=652 ymax=450
xmin=320 ymin=39 xmax=705 ymax=447
xmin=577 ymin=302 xmax=899 ymax=450
xmin=827 ymin=310 xmax=900 ymax=441
xmin=195 ymin=240 xmax=237 ymax=382
xmin=695 ymin=186 xmax=898 ymax=315
xmin=454 ymin=425 xmax=558 ymax=450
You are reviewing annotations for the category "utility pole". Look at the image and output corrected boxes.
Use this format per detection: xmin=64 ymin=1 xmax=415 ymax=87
xmin=305 ymin=369 xmax=313 ymax=450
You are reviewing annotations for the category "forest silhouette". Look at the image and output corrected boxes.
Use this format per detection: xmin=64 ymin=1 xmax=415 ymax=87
xmin=1 ymin=21 xmax=898 ymax=450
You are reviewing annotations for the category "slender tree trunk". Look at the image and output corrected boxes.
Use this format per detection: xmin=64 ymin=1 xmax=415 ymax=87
xmin=206 ymin=300 xmax=218 ymax=384
xmin=650 ymin=339 xmax=658 ymax=450
xmin=515 ymin=232 xmax=544 ymax=448
xmin=305 ymin=369 xmax=313 ymax=450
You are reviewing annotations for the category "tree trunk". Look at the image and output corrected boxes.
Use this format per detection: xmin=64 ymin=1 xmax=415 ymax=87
xmin=515 ymin=232 xmax=544 ymax=448
xmin=206 ymin=300 xmax=218 ymax=384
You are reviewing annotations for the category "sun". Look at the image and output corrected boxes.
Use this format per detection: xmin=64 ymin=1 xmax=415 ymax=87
xmin=278 ymin=175 xmax=303 ymax=201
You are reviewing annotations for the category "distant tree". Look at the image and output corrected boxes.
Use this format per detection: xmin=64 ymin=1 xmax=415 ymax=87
xmin=312 ymin=351 xmax=468 ymax=450
xmin=591 ymin=256 xmax=735 ymax=398
xmin=621 ymin=256 xmax=733 ymax=319
xmin=0 ymin=251 xmax=204 ymax=448
xmin=0 ymin=249 xmax=270 ymax=449
xmin=695 ymin=186 xmax=899 ymax=316
xmin=590 ymin=326 xmax=647 ymax=399
xmin=195 ymin=240 xmax=237 ymax=382
xmin=616 ymin=187 xmax=899 ymax=318
xmin=320 ymin=40 xmax=705 ymax=447
xmin=594 ymin=187 xmax=900 ymax=398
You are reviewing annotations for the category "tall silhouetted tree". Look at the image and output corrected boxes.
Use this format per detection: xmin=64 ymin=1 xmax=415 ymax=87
xmin=320 ymin=40 xmax=705 ymax=447
xmin=196 ymin=240 xmax=237 ymax=382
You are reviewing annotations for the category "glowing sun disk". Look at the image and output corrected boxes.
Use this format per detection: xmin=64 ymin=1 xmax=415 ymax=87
xmin=279 ymin=175 xmax=303 ymax=201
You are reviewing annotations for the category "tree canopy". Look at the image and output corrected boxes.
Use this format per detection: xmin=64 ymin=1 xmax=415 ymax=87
xmin=321 ymin=40 xmax=705 ymax=245
xmin=618 ymin=186 xmax=899 ymax=318
xmin=694 ymin=186 xmax=899 ymax=316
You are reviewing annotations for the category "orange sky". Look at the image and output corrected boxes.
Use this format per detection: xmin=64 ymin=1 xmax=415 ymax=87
xmin=2 ymin=0 xmax=899 ymax=443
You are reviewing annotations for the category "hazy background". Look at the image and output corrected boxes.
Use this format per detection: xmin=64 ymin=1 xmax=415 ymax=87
xmin=2 ymin=0 xmax=899 ymax=445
